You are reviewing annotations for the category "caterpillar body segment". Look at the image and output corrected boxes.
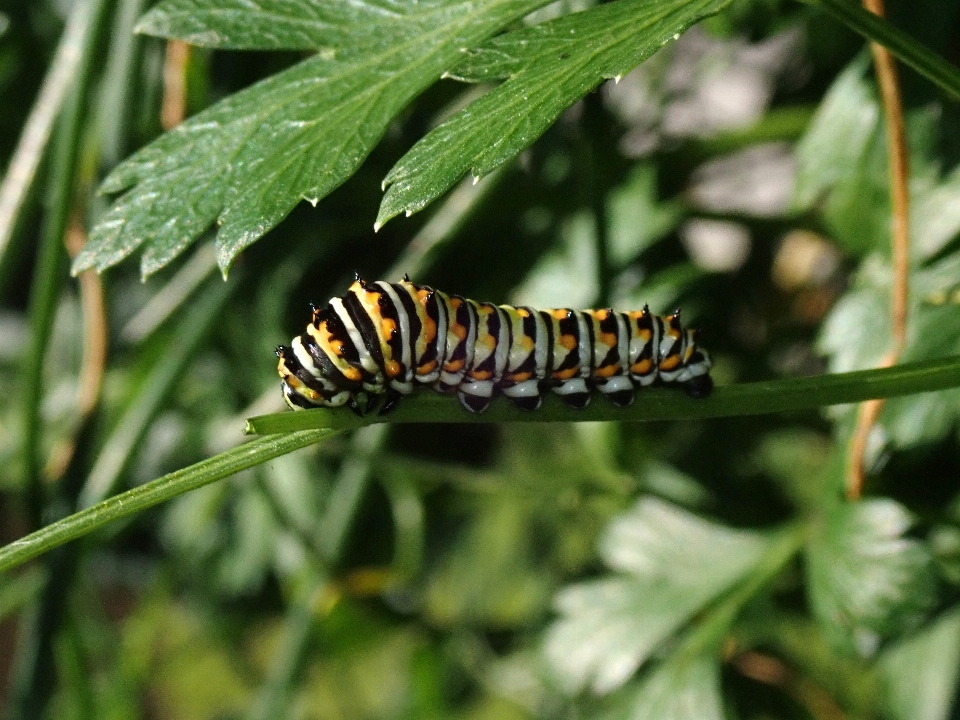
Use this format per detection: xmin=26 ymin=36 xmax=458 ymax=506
xmin=277 ymin=278 xmax=713 ymax=414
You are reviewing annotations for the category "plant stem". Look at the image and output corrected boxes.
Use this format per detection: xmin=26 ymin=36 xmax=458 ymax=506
xmin=246 ymin=355 xmax=960 ymax=435
xmin=0 ymin=430 xmax=337 ymax=575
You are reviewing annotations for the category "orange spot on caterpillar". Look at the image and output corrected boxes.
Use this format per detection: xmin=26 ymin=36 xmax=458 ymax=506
xmin=659 ymin=355 xmax=681 ymax=371
xmin=417 ymin=360 xmax=438 ymax=375
xmin=594 ymin=364 xmax=619 ymax=378
xmin=385 ymin=360 xmax=402 ymax=377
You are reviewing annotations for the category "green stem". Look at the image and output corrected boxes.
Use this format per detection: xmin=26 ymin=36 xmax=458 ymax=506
xmin=20 ymin=0 xmax=111 ymax=529
xmin=798 ymin=0 xmax=960 ymax=99
xmin=246 ymin=354 xmax=960 ymax=434
xmin=0 ymin=430 xmax=337 ymax=575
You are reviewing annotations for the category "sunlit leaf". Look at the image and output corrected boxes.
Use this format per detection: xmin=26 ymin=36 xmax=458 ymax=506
xmin=599 ymin=653 xmax=724 ymax=720
xmin=73 ymin=0 xmax=548 ymax=278
xmin=544 ymin=497 xmax=769 ymax=694
xmin=879 ymin=606 xmax=960 ymax=720
xmin=136 ymin=0 xmax=395 ymax=51
xmin=792 ymin=56 xmax=887 ymax=255
xmin=377 ymin=0 xmax=732 ymax=228
xmin=806 ymin=499 xmax=936 ymax=655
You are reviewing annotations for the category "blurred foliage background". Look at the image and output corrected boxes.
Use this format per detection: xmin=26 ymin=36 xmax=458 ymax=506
xmin=2 ymin=0 xmax=960 ymax=718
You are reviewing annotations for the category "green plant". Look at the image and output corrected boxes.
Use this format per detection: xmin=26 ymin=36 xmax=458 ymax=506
xmin=2 ymin=0 xmax=960 ymax=718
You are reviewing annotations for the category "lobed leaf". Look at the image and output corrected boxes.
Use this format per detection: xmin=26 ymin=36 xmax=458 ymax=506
xmin=600 ymin=653 xmax=724 ymax=720
xmin=543 ymin=497 xmax=769 ymax=694
xmin=73 ymin=0 xmax=549 ymax=279
xmin=818 ymin=250 xmax=960 ymax=449
xmin=879 ymin=606 xmax=960 ymax=720
xmin=376 ymin=0 xmax=732 ymax=228
xmin=806 ymin=499 xmax=936 ymax=655
xmin=792 ymin=56 xmax=887 ymax=255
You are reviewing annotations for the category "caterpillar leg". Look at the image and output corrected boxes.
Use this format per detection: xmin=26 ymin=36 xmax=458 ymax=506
xmin=552 ymin=378 xmax=591 ymax=409
xmin=378 ymin=388 xmax=404 ymax=415
xmin=346 ymin=395 xmax=365 ymax=417
xmin=598 ymin=376 xmax=635 ymax=408
xmin=457 ymin=380 xmax=495 ymax=413
xmin=502 ymin=379 xmax=543 ymax=411
xmin=683 ymin=374 xmax=713 ymax=399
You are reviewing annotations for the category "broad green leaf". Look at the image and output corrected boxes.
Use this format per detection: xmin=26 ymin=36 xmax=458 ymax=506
xmin=136 ymin=0 xmax=403 ymax=51
xmin=817 ymin=256 xmax=892 ymax=375
xmin=912 ymin=163 xmax=960 ymax=261
xmin=806 ymin=499 xmax=936 ymax=655
xmin=599 ymin=653 xmax=724 ymax=720
xmin=879 ymin=606 xmax=960 ymax=720
xmin=377 ymin=0 xmax=732 ymax=228
xmin=792 ymin=56 xmax=887 ymax=255
xmin=543 ymin=497 xmax=769 ymax=694
xmin=818 ymin=249 xmax=960 ymax=448
xmin=73 ymin=0 xmax=548 ymax=279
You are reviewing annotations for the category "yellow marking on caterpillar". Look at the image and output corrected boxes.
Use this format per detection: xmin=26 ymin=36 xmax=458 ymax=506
xmin=595 ymin=364 xmax=618 ymax=379
xmin=558 ymin=334 xmax=577 ymax=351
xmin=417 ymin=360 xmax=438 ymax=375
xmin=450 ymin=323 xmax=468 ymax=342
xmin=385 ymin=360 xmax=402 ymax=378
xmin=659 ymin=355 xmax=681 ymax=371
xmin=341 ymin=366 xmax=362 ymax=382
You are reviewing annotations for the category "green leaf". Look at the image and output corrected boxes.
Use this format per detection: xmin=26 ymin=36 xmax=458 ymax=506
xmin=136 ymin=0 xmax=398 ymax=51
xmin=806 ymin=499 xmax=936 ymax=655
xmin=817 ymin=257 xmax=892 ymax=374
xmin=912 ymin=163 xmax=960 ymax=261
xmin=543 ymin=497 xmax=769 ymax=694
xmin=798 ymin=0 xmax=960 ymax=100
xmin=376 ymin=0 xmax=732 ymax=228
xmin=72 ymin=0 xmax=548 ymax=279
xmin=879 ymin=606 xmax=960 ymax=720
xmin=599 ymin=653 xmax=724 ymax=720
xmin=792 ymin=56 xmax=888 ymax=255
xmin=818 ymin=250 xmax=960 ymax=448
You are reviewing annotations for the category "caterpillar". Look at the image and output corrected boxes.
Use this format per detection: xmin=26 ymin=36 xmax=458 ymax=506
xmin=276 ymin=276 xmax=712 ymax=415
